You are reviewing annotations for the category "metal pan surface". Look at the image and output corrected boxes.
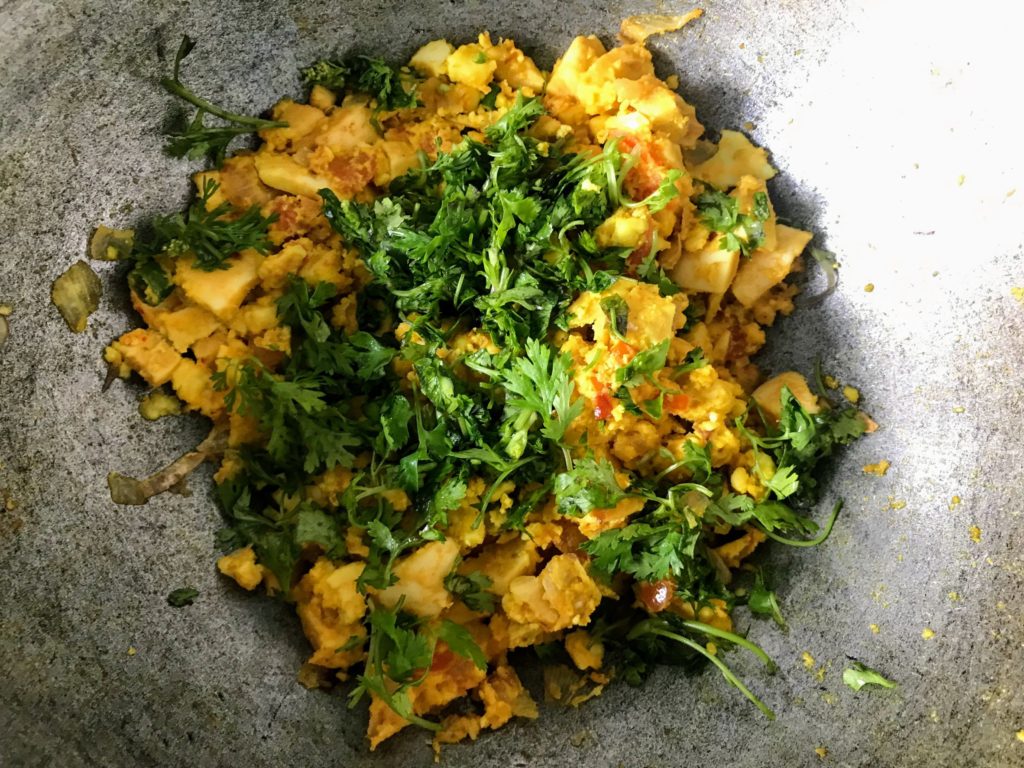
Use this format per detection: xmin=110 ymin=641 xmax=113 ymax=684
xmin=1 ymin=1 xmax=1021 ymax=766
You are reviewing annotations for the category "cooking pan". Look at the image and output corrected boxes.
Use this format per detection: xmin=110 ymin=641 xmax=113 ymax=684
xmin=1 ymin=1 xmax=1022 ymax=766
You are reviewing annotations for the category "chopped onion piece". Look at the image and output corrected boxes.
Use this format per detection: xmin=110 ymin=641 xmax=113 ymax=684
xmin=89 ymin=226 xmax=135 ymax=261
xmin=52 ymin=260 xmax=102 ymax=333
xmin=108 ymin=427 xmax=226 ymax=506
xmin=804 ymin=246 xmax=839 ymax=306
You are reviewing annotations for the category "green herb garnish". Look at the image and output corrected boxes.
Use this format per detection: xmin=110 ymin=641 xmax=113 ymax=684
xmin=842 ymin=662 xmax=897 ymax=691
xmin=694 ymin=184 xmax=771 ymax=257
xmin=167 ymin=587 xmax=199 ymax=607
xmin=162 ymin=36 xmax=287 ymax=164
xmin=123 ymin=178 xmax=277 ymax=304
xmin=302 ymin=56 xmax=419 ymax=111
xmin=748 ymin=570 xmax=786 ymax=628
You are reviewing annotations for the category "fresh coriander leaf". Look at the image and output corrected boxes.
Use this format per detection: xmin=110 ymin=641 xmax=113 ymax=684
xmin=500 ymin=338 xmax=583 ymax=449
xmin=294 ymin=506 xmax=346 ymax=558
xmin=705 ymin=495 xmax=817 ymax=537
xmin=300 ymin=59 xmax=348 ymax=90
xmin=641 ymin=392 xmax=664 ymax=419
xmin=212 ymin=470 xmax=305 ymax=597
xmin=436 ymin=620 xmax=487 ymax=670
xmin=214 ymin=525 xmax=244 ymax=553
xmin=626 ymin=616 xmax=776 ymax=719
xmin=359 ymin=519 xmax=420 ymax=592
xmin=503 ymin=482 xmax=551 ymax=531
xmin=167 ymin=587 xmax=199 ymax=607
xmin=444 ymin=570 xmax=496 ymax=613
xmin=694 ymin=185 xmax=738 ymax=232
xmin=682 ymin=295 xmax=705 ymax=332
xmin=680 ymin=440 xmax=712 ymax=483
xmin=614 ymin=386 xmax=644 ymax=416
xmin=776 ymin=389 xmax=818 ymax=453
xmin=168 ymin=179 xmax=277 ymax=270
xmin=737 ymin=386 xmax=867 ymax=506
xmin=479 ymin=83 xmax=501 ymax=110
xmin=581 ymin=514 xmax=699 ymax=583
xmin=484 ymin=94 xmax=544 ymax=142
xmin=377 ymin=393 xmax=413 ymax=455
xmin=347 ymin=57 xmax=419 ymax=110
xmin=216 ymin=362 xmax=324 ymax=458
xmin=277 ymin=277 xmax=338 ymax=342
xmin=752 ymin=191 xmax=770 ymax=220
xmin=214 ymin=359 xmax=362 ymax=475
xmin=251 ymin=527 xmax=301 ymax=596
xmin=675 ymin=347 xmax=707 ymax=374
xmin=765 ymin=465 xmax=799 ymax=500
xmin=318 ymin=95 xmax=641 ymax=356
xmin=748 ymin=570 xmax=786 ymax=628
xmin=600 ymin=294 xmax=630 ymax=340
xmin=128 ymin=256 xmax=174 ymax=306
xmin=298 ymin=413 xmax=362 ymax=473
xmin=414 ymin=355 xmax=486 ymax=443
xmin=427 ymin=475 xmax=468 ymax=529
xmin=843 ymin=662 xmax=897 ymax=691
xmin=340 ymin=332 xmax=399 ymax=380
xmin=349 ymin=601 xmax=440 ymax=732
xmin=615 ymin=339 xmax=670 ymax=388
xmin=554 ymin=457 xmax=628 ymax=516
xmin=374 ymin=605 xmax=433 ymax=683
xmin=745 ymin=499 xmax=815 ymax=536
xmin=694 ymin=182 xmax=771 ymax=258
xmin=627 ymin=169 xmax=683 ymax=213
xmin=319 ymin=188 xmax=379 ymax=254
xmin=829 ymin=408 xmax=868 ymax=443
xmin=365 ymin=519 xmax=403 ymax=555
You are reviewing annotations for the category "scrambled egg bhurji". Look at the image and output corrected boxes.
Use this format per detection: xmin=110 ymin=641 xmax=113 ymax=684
xmin=100 ymin=14 xmax=869 ymax=751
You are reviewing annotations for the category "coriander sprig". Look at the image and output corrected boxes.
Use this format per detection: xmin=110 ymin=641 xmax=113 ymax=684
xmin=302 ymin=56 xmax=419 ymax=111
xmin=694 ymin=183 xmax=771 ymax=257
xmin=628 ymin=616 xmax=776 ymax=719
xmin=161 ymin=36 xmax=287 ymax=164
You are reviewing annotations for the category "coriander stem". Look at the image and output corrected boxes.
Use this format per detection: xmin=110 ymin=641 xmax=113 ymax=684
xmin=761 ymin=499 xmax=842 ymax=547
xmin=160 ymin=77 xmax=286 ymax=129
xmin=641 ymin=625 xmax=775 ymax=720
xmin=561 ymin=445 xmax=573 ymax=472
xmin=679 ymin=620 xmax=776 ymax=672
xmin=474 ymin=457 xmax=533 ymax=529
xmin=403 ymin=711 xmax=442 ymax=731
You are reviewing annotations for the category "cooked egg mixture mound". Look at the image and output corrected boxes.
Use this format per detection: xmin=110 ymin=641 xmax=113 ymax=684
xmin=103 ymin=15 xmax=868 ymax=753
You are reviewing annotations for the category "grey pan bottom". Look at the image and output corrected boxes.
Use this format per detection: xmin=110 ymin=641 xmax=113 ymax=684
xmin=1 ymin=1 xmax=1022 ymax=766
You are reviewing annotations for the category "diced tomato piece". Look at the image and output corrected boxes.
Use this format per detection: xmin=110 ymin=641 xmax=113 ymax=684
xmin=665 ymin=393 xmax=691 ymax=412
xmin=591 ymin=375 xmax=614 ymax=420
xmin=430 ymin=643 xmax=454 ymax=672
xmin=617 ymin=134 xmax=672 ymax=201
xmin=611 ymin=340 xmax=635 ymax=360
